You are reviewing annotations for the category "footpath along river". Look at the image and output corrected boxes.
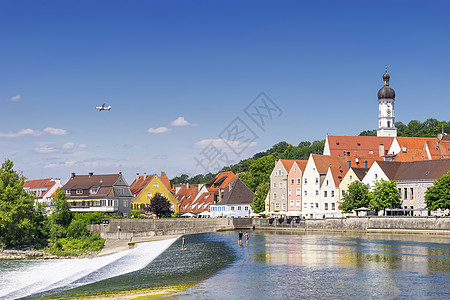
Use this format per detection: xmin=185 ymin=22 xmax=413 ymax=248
xmin=0 ymin=231 xmax=449 ymax=299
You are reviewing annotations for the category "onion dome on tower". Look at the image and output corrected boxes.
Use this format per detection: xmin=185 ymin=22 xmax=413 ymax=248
xmin=377 ymin=68 xmax=395 ymax=99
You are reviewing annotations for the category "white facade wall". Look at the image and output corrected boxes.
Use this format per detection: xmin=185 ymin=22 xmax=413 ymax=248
xmin=210 ymin=204 xmax=252 ymax=218
xmin=301 ymin=156 xmax=321 ymax=219
xmin=320 ymin=169 xmax=341 ymax=218
xmin=362 ymin=162 xmax=389 ymax=190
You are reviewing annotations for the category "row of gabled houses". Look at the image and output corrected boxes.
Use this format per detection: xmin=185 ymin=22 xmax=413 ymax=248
xmin=266 ymin=135 xmax=450 ymax=219
xmin=23 ymin=169 xmax=255 ymax=218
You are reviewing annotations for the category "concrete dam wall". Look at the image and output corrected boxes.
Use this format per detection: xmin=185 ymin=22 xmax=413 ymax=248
xmin=88 ymin=217 xmax=449 ymax=240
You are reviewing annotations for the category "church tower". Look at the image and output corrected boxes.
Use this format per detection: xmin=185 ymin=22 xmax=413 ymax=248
xmin=377 ymin=67 xmax=397 ymax=137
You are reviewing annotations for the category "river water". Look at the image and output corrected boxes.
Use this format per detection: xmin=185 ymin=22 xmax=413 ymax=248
xmin=0 ymin=231 xmax=449 ymax=299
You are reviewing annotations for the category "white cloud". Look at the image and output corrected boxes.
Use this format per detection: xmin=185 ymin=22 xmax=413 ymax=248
xmin=43 ymin=127 xmax=68 ymax=135
xmin=148 ymin=127 xmax=171 ymax=134
xmin=0 ymin=128 xmax=41 ymax=138
xmin=78 ymin=144 xmax=87 ymax=148
xmin=0 ymin=127 xmax=68 ymax=138
xmin=62 ymin=142 xmax=75 ymax=149
xmin=8 ymin=94 xmax=21 ymax=102
xmin=170 ymin=116 xmax=189 ymax=127
xmin=44 ymin=161 xmax=76 ymax=168
xmin=194 ymin=138 xmax=257 ymax=152
xmin=34 ymin=146 xmax=57 ymax=153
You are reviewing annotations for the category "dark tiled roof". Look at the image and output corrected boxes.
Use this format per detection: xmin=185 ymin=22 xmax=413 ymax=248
xmin=63 ymin=174 xmax=119 ymax=189
xmin=217 ymin=178 xmax=254 ymax=205
xmin=377 ymin=159 xmax=450 ymax=181
xmin=352 ymin=168 xmax=369 ymax=181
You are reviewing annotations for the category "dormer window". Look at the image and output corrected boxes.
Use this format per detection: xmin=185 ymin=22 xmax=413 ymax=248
xmin=90 ymin=187 xmax=98 ymax=194
xmin=65 ymin=189 xmax=70 ymax=195
xmin=76 ymin=189 xmax=83 ymax=195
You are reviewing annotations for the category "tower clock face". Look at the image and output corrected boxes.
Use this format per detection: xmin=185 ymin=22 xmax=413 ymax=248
xmin=387 ymin=108 xmax=391 ymax=116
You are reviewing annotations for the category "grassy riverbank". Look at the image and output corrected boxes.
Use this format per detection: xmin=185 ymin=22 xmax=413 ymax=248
xmin=37 ymin=283 xmax=195 ymax=299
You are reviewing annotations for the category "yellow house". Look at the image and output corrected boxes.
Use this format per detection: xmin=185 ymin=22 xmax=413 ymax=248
xmin=338 ymin=167 xmax=369 ymax=215
xmin=130 ymin=173 xmax=178 ymax=214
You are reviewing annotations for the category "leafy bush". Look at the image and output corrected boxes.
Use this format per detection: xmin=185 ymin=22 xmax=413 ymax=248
xmin=50 ymin=223 xmax=67 ymax=240
xmin=73 ymin=212 xmax=104 ymax=224
xmin=67 ymin=219 xmax=90 ymax=239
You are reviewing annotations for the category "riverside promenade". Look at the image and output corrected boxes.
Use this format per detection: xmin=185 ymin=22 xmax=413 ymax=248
xmin=89 ymin=216 xmax=450 ymax=243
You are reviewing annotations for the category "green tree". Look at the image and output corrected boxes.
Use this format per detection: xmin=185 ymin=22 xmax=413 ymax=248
xmin=338 ymin=181 xmax=370 ymax=212
xmin=0 ymin=159 xmax=44 ymax=247
xmin=149 ymin=194 xmax=173 ymax=218
xmin=239 ymin=155 xmax=276 ymax=192
xmin=251 ymin=181 xmax=269 ymax=213
xmin=67 ymin=219 xmax=90 ymax=239
xmin=368 ymin=179 xmax=401 ymax=215
xmin=51 ymin=188 xmax=73 ymax=228
xmin=425 ymin=171 xmax=450 ymax=211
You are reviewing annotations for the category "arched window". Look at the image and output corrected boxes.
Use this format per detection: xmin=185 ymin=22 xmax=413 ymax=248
xmin=387 ymin=121 xmax=391 ymax=127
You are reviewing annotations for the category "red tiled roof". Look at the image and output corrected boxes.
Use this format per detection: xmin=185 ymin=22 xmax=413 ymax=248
xmin=205 ymin=171 xmax=236 ymax=191
xmin=23 ymin=178 xmax=56 ymax=190
xmin=293 ymin=160 xmax=308 ymax=173
xmin=426 ymin=140 xmax=450 ymax=160
xmin=129 ymin=174 xmax=155 ymax=196
xmin=326 ymin=135 xmax=395 ymax=157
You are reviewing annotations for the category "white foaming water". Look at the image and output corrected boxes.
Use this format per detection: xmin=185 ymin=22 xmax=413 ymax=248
xmin=0 ymin=237 xmax=179 ymax=299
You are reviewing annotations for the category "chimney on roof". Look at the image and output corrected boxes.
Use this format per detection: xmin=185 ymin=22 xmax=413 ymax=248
xmin=198 ymin=184 xmax=203 ymax=191
xmin=71 ymin=172 xmax=76 ymax=178
xmin=186 ymin=183 xmax=190 ymax=189
xmin=218 ymin=189 xmax=222 ymax=202
xmin=143 ymin=173 xmax=147 ymax=180
xmin=379 ymin=144 xmax=385 ymax=157
xmin=136 ymin=173 xmax=139 ymax=181
xmin=229 ymin=182 xmax=232 ymax=191
xmin=161 ymin=171 xmax=167 ymax=177
xmin=364 ymin=160 xmax=368 ymax=168
xmin=347 ymin=161 xmax=351 ymax=169
xmin=89 ymin=172 xmax=93 ymax=177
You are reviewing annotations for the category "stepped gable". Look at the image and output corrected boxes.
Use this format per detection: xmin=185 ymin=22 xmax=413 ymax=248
xmin=174 ymin=184 xmax=199 ymax=214
xmin=218 ymin=178 xmax=254 ymax=205
xmin=191 ymin=191 xmax=214 ymax=214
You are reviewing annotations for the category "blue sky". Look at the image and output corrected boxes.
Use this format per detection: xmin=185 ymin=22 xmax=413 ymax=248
xmin=1 ymin=0 xmax=449 ymax=184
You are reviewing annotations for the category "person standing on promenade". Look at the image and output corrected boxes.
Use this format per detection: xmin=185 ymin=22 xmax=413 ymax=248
xmin=238 ymin=231 xmax=243 ymax=246
xmin=181 ymin=236 xmax=186 ymax=250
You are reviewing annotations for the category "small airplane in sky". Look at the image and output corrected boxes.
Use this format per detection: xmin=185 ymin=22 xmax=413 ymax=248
xmin=96 ymin=103 xmax=111 ymax=111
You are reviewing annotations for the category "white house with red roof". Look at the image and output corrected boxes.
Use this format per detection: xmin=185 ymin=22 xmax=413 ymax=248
xmin=23 ymin=178 xmax=62 ymax=207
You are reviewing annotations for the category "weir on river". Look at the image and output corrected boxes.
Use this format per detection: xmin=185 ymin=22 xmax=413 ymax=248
xmin=0 ymin=237 xmax=179 ymax=299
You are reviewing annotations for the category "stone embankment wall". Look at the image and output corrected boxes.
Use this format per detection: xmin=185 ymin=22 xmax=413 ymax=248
xmin=88 ymin=217 xmax=449 ymax=240
xmin=252 ymin=216 xmax=450 ymax=234
xmin=88 ymin=218 xmax=236 ymax=240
